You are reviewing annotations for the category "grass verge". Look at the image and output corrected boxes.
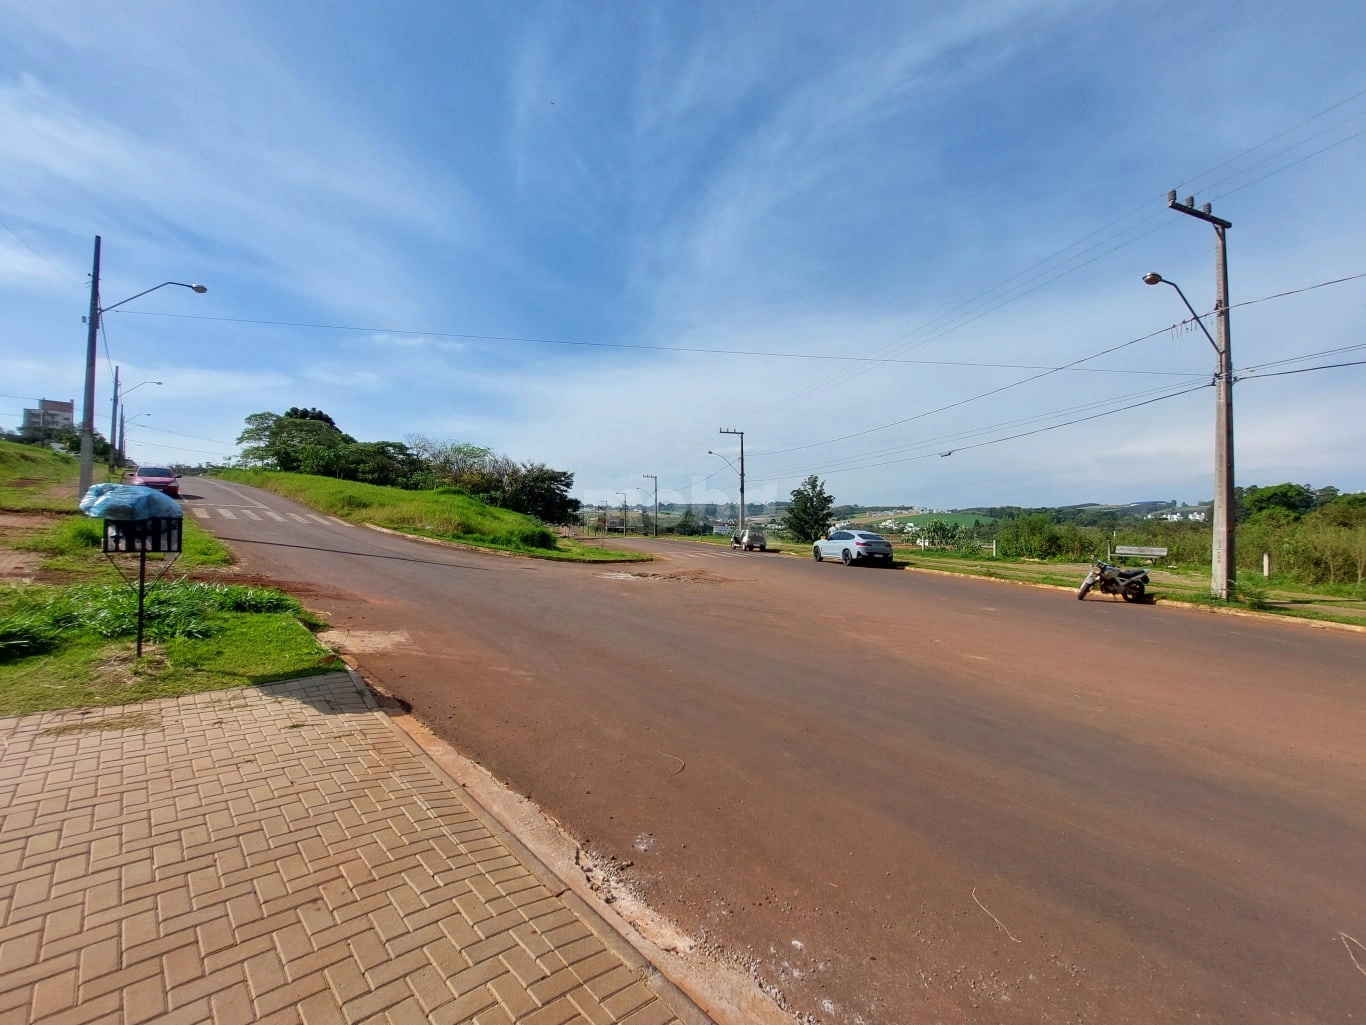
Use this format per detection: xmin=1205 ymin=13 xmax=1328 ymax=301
xmin=0 ymin=439 xmax=85 ymax=511
xmin=886 ymin=551 xmax=1366 ymax=627
xmin=0 ymin=581 xmax=337 ymax=715
xmin=14 ymin=514 xmax=234 ymax=579
xmin=217 ymin=468 xmax=651 ymax=563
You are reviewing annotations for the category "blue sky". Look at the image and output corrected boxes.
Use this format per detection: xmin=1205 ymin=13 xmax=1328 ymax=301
xmin=3 ymin=0 xmax=1364 ymax=511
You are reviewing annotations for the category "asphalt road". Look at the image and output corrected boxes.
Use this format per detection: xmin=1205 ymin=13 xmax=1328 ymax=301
xmin=189 ymin=477 xmax=1366 ymax=1025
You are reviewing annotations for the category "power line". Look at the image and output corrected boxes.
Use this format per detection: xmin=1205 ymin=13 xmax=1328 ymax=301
xmin=747 ymin=87 xmax=1366 ymax=419
xmin=753 ymin=319 xmax=1192 ymax=459
xmin=106 ymin=310 xmax=1195 ymax=373
xmin=743 ymin=383 xmax=1212 ymax=486
xmin=1225 ymin=271 xmax=1366 ymax=312
xmin=1239 ymin=359 xmax=1366 ymax=381
xmin=114 ymin=269 xmax=1364 ymax=376
xmin=128 ymin=423 xmax=237 ymax=446
xmin=1237 ymin=341 xmax=1366 ymax=374
xmin=0 ymin=216 xmax=72 ymax=285
xmin=756 ymin=379 xmax=1209 ymax=478
xmin=1211 ymin=125 xmax=1366 ymax=203
xmin=98 ymin=314 xmax=116 ymax=381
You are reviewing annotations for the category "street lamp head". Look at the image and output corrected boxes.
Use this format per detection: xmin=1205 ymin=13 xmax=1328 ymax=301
xmin=1142 ymin=272 xmax=1164 ymax=286
xmin=190 ymin=284 xmax=207 ymax=294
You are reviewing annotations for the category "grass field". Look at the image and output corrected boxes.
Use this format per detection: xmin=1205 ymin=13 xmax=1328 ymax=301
xmin=217 ymin=469 xmax=649 ymax=563
xmin=0 ymin=440 xmax=85 ymax=511
xmin=0 ymin=581 xmax=336 ymax=715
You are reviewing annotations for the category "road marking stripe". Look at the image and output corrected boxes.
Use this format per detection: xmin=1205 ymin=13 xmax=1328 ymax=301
xmin=288 ymin=513 xmax=309 ymax=523
xmin=307 ymin=514 xmax=329 ymax=524
xmin=241 ymin=509 xmax=262 ymax=521
xmin=218 ymin=509 xmax=237 ymax=520
xmin=265 ymin=511 xmax=285 ymax=521
xmin=190 ymin=508 xmax=209 ymax=519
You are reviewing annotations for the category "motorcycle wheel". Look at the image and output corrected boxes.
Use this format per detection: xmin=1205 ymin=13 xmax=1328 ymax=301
xmin=1077 ymin=581 xmax=1092 ymax=600
xmin=1121 ymin=580 xmax=1145 ymax=602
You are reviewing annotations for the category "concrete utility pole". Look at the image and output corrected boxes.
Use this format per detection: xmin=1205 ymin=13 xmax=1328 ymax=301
xmin=616 ymin=492 xmax=628 ymax=535
xmin=107 ymin=366 xmax=120 ymax=473
xmin=79 ymin=236 xmax=102 ymax=498
xmin=642 ymin=474 xmax=658 ymax=536
xmin=719 ymin=428 xmax=744 ymax=533
xmin=1163 ymin=191 xmax=1236 ymax=601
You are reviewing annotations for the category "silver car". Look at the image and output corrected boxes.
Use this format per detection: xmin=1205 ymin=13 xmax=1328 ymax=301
xmin=813 ymin=529 xmax=895 ymax=567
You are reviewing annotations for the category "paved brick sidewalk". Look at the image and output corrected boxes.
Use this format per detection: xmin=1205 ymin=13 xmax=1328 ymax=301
xmin=0 ymin=673 xmax=692 ymax=1025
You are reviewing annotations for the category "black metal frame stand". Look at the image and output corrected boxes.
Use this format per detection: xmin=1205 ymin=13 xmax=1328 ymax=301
xmin=102 ymin=517 xmax=183 ymax=657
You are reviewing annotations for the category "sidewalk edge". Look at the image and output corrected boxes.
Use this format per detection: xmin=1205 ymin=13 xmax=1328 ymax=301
xmin=342 ymin=669 xmax=758 ymax=1025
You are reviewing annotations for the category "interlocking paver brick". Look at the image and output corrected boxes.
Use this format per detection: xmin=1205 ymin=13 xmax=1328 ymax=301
xmin=0 ymin=675 xmax=692 ymax=1025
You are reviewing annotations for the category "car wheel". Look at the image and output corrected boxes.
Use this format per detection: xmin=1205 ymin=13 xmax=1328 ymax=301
xmin=841 ymin=549 xmax=854 ymax=566
xmin=813 ymin=547 xmax=823 ymax=562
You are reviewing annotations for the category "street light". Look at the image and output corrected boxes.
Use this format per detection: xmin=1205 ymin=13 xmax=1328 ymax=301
xmin=707 ymin=448 xmax=743 ymax=529
xmin=79 ymin=232 xmax=205 ymax=496
xmin=718 ymin=428 xmax=745 ymax=533
xmin=109 ymin=378 xmax=162 ymax=471
xmin=1144 ymin=269 xmax=1235 ymax=599
xmin=641 ymin=474 xmax=658 ymax=537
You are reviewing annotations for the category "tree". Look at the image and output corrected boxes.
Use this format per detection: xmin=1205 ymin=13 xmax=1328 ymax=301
xmin=786 ymin=476 xmax=835 ymax=543
xmin=284 ymin=407 xmax=339 ymax=428
xmin=1243 ymin=483 xmax=1315 ymax=519
xmin=237 ymin=412 xmax=349 ymax=471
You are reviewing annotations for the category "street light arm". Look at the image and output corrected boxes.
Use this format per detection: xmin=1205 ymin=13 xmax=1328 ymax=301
xmin=101 ymin=281 xmax=207 ymax=314
xmin=1144 ymin=274 xmax=1218 ymax=352
xmin=707 ymin=450 xmax=740 ymax=477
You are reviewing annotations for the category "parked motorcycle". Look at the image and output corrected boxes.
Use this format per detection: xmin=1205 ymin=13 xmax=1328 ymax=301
xmin=1077 ymin=559 xmax=1149 ymax=602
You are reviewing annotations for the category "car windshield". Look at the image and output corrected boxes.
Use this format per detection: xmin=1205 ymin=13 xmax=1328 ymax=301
xmin=746 ymin=529 xmax=765 ymax=537
xmin=137 ymin=467 xmax=173 ymax=477
xmin=856 ymin=532 xmax=886 ymax=541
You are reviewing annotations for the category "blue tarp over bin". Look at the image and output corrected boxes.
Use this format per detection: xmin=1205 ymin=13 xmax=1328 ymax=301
xmin=79 ymin=483 xmax=183 ymax=520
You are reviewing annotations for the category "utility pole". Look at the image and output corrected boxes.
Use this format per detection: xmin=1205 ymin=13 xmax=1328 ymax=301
xmin=118 ymin=408 xmax=126 ymax=468
xmin=616 ymin=492 xmax=628 ymax=535
xmin=719 ymin=428 xmax=744 ymax=533
xmin=79 ymin=235 xmax=102 ymax=498
xmin=1167 ymin=191 xmax=1236 ymax=600
xmin=642 ymin=474 xmax=658 ymax=536
xmin=108 ymin=366 xmax=120 ymax=473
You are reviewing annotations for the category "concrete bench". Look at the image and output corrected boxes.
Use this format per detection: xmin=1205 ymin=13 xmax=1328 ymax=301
xmin=1112 ymin=544 xmax=1168 ymax=563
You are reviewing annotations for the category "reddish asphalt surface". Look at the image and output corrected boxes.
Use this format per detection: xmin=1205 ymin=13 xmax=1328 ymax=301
xmin=190 ymin=478 xmax=1366 ymax=1025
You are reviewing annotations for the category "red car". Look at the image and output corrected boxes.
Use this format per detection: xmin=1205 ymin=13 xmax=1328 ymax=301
xmin=127 ymin=466 xmax=181 ymax=498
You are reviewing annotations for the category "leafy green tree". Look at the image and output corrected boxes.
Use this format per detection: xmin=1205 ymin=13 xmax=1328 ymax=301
xmin=1243 ymin=483 xmax=1315 ymax=519
xmin=236 ymin=412 xmax=350 ymax=471
xmin=786 ymin=475 xmax=835 ymax=543
xmin=923 ymin=519 xmax=959 ymax=547
xmin=283 ymin=407 xmax=339 ymax=428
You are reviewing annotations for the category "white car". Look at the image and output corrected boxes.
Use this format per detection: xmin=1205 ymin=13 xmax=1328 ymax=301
xmin=812 ymin=530 xmax=895 ymax=567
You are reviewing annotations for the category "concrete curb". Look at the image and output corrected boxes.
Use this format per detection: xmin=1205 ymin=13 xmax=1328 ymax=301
xmin=344 ymin=669 xmax=786 ymax=1025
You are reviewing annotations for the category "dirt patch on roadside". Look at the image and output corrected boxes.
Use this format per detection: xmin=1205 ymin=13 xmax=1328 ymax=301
xmin=0 ymin=511 xmax=57 ymax=580
xmin=596 ymin=569 xmax=728 ymax=584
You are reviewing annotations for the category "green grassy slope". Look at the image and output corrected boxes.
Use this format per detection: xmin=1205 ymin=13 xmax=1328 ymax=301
xmin=216 ymin=469 xmax=648 ymax=563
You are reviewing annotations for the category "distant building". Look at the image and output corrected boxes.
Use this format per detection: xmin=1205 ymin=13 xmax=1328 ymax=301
xmin=21 ymin=399 xmax=75 ymax=439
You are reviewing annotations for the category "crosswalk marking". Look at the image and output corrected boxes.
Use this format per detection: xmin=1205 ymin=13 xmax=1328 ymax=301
xmin=288 ymin=513 xmax=309 ymax=523
xmin=241 ymin=509 xmax=262 ymax=521
xmin=266 ymin=511 xmax=285 ymax=521
xmin=307 ymin=514 xmax=329 ymax=524
xmin=190 ymin=508 xmax=209 ymax=519
xmin=218 ymin=508 xmax=237 ymax=520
